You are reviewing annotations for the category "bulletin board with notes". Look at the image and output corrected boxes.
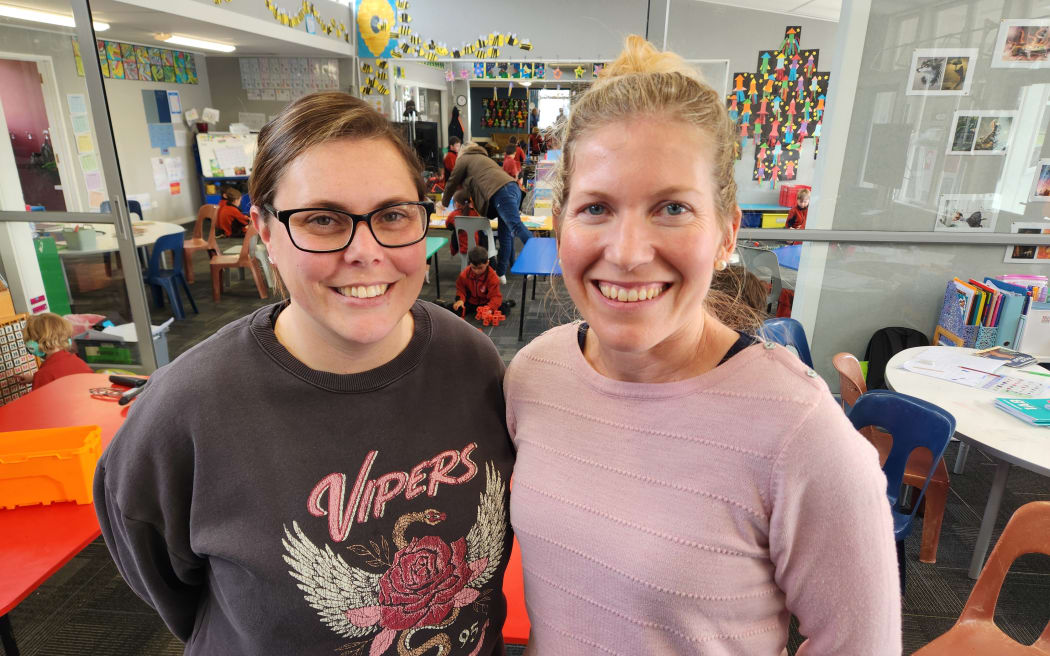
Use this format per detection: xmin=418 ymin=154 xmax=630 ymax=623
xmin=195 ymin=133 xmax=258 ymax=179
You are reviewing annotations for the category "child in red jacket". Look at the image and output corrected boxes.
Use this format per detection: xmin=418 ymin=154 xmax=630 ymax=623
xmin=20 ymin=313 xmax=92 ymax=389
xmin=445 ymin=189 xmax=486 ymax=255
xmin=217 ymin=185 xmax=251 ymax=238
xmin=450 ymin=247 xmax=511 ymax=317
xmin=785 ymin=188 xmax=810 ymax=230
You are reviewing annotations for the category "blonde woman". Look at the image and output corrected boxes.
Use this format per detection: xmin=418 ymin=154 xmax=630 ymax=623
xmin=505 ymin=38 xmax=900 ymax=654
xmin=96 ymin=93 xmax=514 ymax=655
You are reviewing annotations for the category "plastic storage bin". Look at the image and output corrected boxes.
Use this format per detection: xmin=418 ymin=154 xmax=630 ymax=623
xmin=778 ymin=184 xmax=811 ymax=208
xmin=74 ymin=318 xmax=173 ymax=366
xmin=761 ymin=212 xmax=789 ymax=228
xmin=741 ymin=211 xmax=762 ymax=228
xmin=0 ymin=425 xmax=102 ymax=509
xmin=62 ymin=229 xmax=98 ymax=251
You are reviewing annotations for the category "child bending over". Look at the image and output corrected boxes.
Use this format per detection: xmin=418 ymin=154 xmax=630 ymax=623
xmin=217 ymin=184 xmax=251 ymax=238
xmin=449 ymin=246 xmax=511 ymax=318
xmin=21 ymin=312 xmax=92 ymax=389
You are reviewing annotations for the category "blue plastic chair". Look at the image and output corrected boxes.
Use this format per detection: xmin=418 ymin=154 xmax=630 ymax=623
xmin=144 ymin=232 xmax=198 ymax=320
xmin=847 ymin=389 xmax=956 ymax=591
xmin=760 ymin=317 xmax=813 ymax=367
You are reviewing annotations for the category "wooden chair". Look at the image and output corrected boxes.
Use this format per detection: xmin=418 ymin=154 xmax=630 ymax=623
xmin=209 ymin=224 xmax=268 ymax=302
xmin=833 ymin=352 xmax=950 ymax=563
xmin=184 ymin=204 xmax=219 ymax=283
xmin=914 ymin=501 xmax=1050 ymax=655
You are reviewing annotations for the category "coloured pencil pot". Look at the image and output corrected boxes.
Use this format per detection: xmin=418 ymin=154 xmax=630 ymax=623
xmin=0 ymin=425 xmax=102 ymax=509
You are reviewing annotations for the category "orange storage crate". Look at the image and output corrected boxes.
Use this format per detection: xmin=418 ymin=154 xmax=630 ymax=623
xmin=0 ymin=425 xmax=102 ymax=509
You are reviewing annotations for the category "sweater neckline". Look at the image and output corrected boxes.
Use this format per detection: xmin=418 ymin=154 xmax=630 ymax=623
xmin=249 ymin=301 xmax=432 ymax=393
xmin=562 ymin=322 xmax=765 ymax=400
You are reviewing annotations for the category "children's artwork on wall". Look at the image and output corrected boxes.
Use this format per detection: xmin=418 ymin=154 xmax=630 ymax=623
xmin=992 ymin=19 xmax=1050 ymax=68
xmin=1004 ymin=221 xmax=1050 ymax=263
xmin=933 ymin=194 xmax=999 ymax=232
xmin=480 ymin=97 xmax=528 ymax=130
xmin=1030 ymin=159 xmax=1050 ymax=201
xmin=105 ymin=41 xmax=124 ymax=79
xmin=906 ymin=49 xmax=977 ymax=95
xmin=947 ymin=110 xmax=1016 ymax=155
xmin=74 ymin=38 xmax=196 ymax=84
xmin=725 ymin=26 xmax=830 ymax=184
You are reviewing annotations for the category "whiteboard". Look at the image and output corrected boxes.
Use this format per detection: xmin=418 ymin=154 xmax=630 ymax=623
xmin=196 ymin=132 xmax=258 ymax=179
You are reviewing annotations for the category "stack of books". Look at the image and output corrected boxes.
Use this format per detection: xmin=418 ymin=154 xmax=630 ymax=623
xmin=995 ymin=397 xmax=1050 ymax=426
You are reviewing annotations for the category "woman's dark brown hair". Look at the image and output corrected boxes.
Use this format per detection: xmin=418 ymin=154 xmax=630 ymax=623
xmin=249 ymin=91 xmax=425 ymax=213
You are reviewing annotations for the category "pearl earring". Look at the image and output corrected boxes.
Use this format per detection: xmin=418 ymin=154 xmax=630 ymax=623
xmin=715 ymin=259 xmax=727 ymax=271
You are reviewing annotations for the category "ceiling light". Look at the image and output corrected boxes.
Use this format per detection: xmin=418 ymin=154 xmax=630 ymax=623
xmin=156 ymin=33 xmax=235 ymax=53
xmin=520 ymin=80 xmax=532 ymax=87
xmin=0 ymin=4 xmax=109 ymax=31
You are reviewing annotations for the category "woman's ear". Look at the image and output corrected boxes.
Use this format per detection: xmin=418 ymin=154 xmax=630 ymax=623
xmin=721 ymin=207 xmax=742 ymax=261
xmin=251 ymin=206 xmax=271 ymax=248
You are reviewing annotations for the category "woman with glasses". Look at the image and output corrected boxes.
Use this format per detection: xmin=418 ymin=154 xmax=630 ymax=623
xmin=95 ymin=92 xmax=515 ymax=656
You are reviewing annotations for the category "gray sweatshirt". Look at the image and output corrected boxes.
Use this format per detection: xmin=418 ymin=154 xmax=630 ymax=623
xmin=95 ymin=301 xmax=514 ymax=655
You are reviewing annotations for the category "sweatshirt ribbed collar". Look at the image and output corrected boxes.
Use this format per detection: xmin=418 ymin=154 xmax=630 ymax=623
xmin=248 ymin=301 xmax=432 ymax=393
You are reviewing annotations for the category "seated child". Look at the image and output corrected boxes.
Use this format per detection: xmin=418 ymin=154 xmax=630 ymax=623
xmin=785 ymin=188 xmax=809 ymax=230
xmin=217 ymin=184 xmax=251 ymax=238
xmin=444 ymin=189 xmax=486 ymax=256
xmin=503 ymin=143 xmax=522 ymax=178
xmin=449 ymin=246 xmax=511 ymax=318
xmin=20 ymin=313 xmax=92 ymax=389
xmin=509 ymin=136 xmax=526 ymax=163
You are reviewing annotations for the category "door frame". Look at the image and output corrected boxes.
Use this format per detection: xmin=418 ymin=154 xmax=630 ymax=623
xmin=0 ymin=51 xmax=83 ymax=212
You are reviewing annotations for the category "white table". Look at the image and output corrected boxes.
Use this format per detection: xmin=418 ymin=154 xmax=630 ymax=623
xmin=54 ymin=221 xmax=186 ymax=258
xmin=885 ymin=346 xmax=1050 ymax=578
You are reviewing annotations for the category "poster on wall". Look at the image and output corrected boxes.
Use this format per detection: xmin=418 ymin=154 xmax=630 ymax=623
xmin=992 ymin=19 xmax=1050 ymax=68
xmin=933 ymin=194 xmax=999 ymax=232
xmin=906 ymin=49 xmax=977 ymax=95
xmin=355 ymin=0 xmax=396 ymax=58
xmin=947 ymin=110 xmax=1016 ymax=155
xmin=1031 ymin=159 xmax=1050 ymax=201
xmin=1004 ymin=221 xmax=1050 ymax=263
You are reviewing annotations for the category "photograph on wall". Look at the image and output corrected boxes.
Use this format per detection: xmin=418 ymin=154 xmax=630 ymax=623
xmin=1004 ymin=221 xmax=1050 ymax=263
xmin=947 ymin=111 xmax=1016 ymax=155
xmin=992 ymin=19 xmax=1050 ymax=68
xmin=933 ymin=194 xmax=999 ymax=232
xmin=906 ymin=49 xmax=977 ymax=95
xmin=1030 ymin=159 xmax=1050 ymax=201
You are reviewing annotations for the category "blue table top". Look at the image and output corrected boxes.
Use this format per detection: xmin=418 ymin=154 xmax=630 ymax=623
xmin=740 ymin=203 xmax=789 ymax=212
xmin=424 ymin=236 xmax=448 ymax=259
xmin=771 ymin=244 xmax=801 ymax=270
xmin=510 ymin=237 xmax=562 ymax=276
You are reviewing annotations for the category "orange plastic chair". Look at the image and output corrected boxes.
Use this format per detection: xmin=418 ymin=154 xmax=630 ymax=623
xmin=833 ymin=352 xmax=950 ymax=563
xmin=914 ymin=501 xmax=1050 ymax=655
xmin=502 ymin=536 xmax=529 ymax=645
xmin=209 ymin=224 xmax=268 ymax=302
xmin=183 ymin=204 xmax=219 ymax=283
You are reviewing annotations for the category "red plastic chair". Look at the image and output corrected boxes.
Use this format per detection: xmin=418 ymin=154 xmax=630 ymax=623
xmin=914 ymin=501 xmax=1050 ymax=655
xmin=209 ymin=225 xmax=268 ymax=302
xmin=502 ymin=537 xmax=529 ymax=645
xmin=833 ymin=352 xmax=950 ymax=563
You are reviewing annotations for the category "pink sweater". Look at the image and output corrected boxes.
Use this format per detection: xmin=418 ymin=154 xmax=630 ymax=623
xmin=505 ymin=324 xmax=901 ymax=655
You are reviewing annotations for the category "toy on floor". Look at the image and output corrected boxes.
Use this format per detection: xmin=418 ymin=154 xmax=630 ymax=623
xmin=475 ymin=306 xmax=506 ymax=326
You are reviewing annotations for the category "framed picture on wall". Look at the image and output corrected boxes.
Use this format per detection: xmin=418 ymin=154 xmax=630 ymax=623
xmin=992 ymin=19 xmax=1050 ymax=68
xmin=906 ymin=49 xmax=977 ymax=95
xmin=1030 ymin=159 xmax=1050 ymax=201
xmin=933 ymin=194 xmax=999 ymax=232
xmin=1004 ymin=221 xmax=1050 ymax=263
xmin=947 ymin=110 xmax=1017 ymax=155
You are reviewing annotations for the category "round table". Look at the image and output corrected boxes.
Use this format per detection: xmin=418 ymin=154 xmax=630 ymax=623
xmin=54 ymin=221 xmax=186 ymax=258
xmin=885 ymin=346 xmax=1050 ymax=578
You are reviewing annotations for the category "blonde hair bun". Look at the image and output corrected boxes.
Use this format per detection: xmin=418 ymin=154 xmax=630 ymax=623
xmin=598 ymin=35 xmax=704 ymax=84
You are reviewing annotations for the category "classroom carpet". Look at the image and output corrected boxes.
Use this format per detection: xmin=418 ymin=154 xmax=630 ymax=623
xmin=5 ymin=229 xmax=1049 ymax=655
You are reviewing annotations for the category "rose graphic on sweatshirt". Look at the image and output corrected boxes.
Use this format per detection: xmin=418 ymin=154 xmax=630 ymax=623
xmin=282 ymin=464 xmax=506 ymax=656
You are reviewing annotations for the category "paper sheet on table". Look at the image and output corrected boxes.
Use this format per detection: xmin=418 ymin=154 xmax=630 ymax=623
xmin=902 ymin=347 xmax=1007 ymax=374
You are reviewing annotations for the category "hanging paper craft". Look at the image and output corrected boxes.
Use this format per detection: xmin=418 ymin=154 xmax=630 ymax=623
xmin=480 ymin=97 xmax=528 ymax=130
xmin=726 ymin=25 xmax=831 ymax=184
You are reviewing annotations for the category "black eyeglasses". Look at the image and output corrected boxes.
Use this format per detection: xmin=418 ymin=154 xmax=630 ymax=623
xmin=265 ymin=201 xmax=433 ymax=252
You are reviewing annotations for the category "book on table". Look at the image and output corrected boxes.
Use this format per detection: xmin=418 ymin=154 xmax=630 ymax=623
xmin=995 ymin=397 xmax=1050 ymax=426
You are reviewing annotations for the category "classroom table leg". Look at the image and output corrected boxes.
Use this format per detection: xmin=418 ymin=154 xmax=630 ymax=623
xmin=953 ymin=441 xmax=969 ymax=475
xmin=0 ymin=613 xmax=20 ymax=656
xmin=968 ymin=460 xmax=1010 ymax=579
xmin=531 ymin=275 xmax=537 ymax=301
xmin=518 ymin=276 xmax=527 ymax=341
xmin=434 ymin=255 xmax=441 ymax=299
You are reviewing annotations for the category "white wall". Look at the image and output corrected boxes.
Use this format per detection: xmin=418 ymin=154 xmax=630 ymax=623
xmin=104 ymin=56 xmax=213 ymax=222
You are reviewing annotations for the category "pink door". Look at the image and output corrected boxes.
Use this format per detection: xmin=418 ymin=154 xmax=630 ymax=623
xmin=0 ymin=59 xmax=67 ymax=211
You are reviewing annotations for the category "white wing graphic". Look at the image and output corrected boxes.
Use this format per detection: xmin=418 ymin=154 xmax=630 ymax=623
xmin=281 ymin=521 xmax=382 ymax=638
xmin=465 ymin=463 xmax=507 ymax=588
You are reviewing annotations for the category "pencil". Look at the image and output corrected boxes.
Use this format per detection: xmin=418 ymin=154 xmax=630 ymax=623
xmin=1019 ymin=369 xmax=1050 ymax=378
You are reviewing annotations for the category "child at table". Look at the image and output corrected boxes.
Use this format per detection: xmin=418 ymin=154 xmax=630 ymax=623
xmin=20 ymin=313 xmax=92 ymax=389
xmin=217 ymin=184 xmax=251 ymax=238
xmin=785 ymin=188 xmax=809 ymax=230
xmin=502 ymin=143 xmax=522 ymax=178
xmin=448 ymin=246 xmax=511 ymax=318
xmin=445 ymin=188 xmax=485 ymax=256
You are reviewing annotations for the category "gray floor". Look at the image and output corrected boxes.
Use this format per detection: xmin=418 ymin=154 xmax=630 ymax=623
xmin=5 ymin=231 xmax=1049 ymax=655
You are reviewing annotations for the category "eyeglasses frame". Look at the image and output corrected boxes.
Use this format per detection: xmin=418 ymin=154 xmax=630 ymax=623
xmin=264 ymin=201 xmax=434 ymax=253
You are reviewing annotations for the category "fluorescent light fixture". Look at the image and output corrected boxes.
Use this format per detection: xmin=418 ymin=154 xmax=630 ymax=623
xmin=519 ymin=80 xmax=532 ymax=87
xmin=0 ymin=4 xmax=109 ymax=31
xmin=157 ymin=33 xmax=235 ymax=53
